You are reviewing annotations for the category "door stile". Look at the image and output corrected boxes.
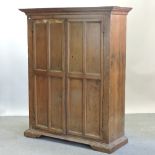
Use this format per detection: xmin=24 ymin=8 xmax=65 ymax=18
xmin=63 ymin=19 xmax=68 ymax=135
xmin=100 ymin=20 xmax=104 ymax=140
xmin=82 ymin=21 xmax=86 ymax=137
xmin=65 ymin=19 xmax=69 ymax=134
xmin=47 ymin=21 xmax=51 ymax=130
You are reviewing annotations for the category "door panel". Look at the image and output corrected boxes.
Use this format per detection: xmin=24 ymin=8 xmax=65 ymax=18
xmin=33 ymin=18 xmax=103 ymax=139
xmin=69 ymin=22 xmax=83 ymax=73
xmin=86 ymin=22 xmax=101 ymax=74
xmin=50 ymin=77 xmax=64 ymax=133
xmin=50 ymin=22 xmax=64 ymax=71
xmin=33 ymin=19 xmax=66 ymax=133
xmin=35 ymin=75 xmax=48 ymax=127
xmin=67 ymin=19 xmax=103 ymax=140
xmin=67 ymin=79 xmax=83 ymax=135
xmin=34 ymin=22 xmax=48 ymax=69
xmin=85 ymin=80 xmax=101 ymax=138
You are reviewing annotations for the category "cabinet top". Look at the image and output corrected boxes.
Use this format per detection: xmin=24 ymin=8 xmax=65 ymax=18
xmin=19 ymin=6 xmax=132 ymax=15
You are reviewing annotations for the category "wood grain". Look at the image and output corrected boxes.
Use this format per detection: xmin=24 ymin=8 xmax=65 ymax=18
xmin=108 ymin=14 xmax=127 ymax=142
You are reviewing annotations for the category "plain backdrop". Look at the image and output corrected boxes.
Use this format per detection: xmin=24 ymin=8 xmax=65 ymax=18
xmin=0 ymin=0 xmax=154 ymax=116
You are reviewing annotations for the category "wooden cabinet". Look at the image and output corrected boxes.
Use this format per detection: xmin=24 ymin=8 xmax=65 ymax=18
xmin=20 ymin=6 xmax=132 ymax=153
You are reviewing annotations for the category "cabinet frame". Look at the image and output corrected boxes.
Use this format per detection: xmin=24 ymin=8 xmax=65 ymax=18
xmin=20 ymin=7 xmax=132 ymax=153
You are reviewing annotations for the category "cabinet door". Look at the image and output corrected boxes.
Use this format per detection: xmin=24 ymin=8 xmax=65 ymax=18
xmin=31 ymin=19 xmax=66 ymax=134
xmin=66 ymin=19 xmax=103 ymax=140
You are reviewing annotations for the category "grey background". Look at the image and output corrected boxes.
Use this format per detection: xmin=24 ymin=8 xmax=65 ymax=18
xmin=0 ymin=0 xmax=154 ymax=116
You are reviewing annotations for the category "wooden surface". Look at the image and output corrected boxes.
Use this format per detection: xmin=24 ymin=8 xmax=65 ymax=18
xmin=19 ymin=6 xmax=132 ymax=15
xmin=20 ymin=6 xmax=132 ymax=153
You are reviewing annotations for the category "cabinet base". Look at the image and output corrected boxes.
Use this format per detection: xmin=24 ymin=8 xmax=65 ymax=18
xmin=24 ymin=129 xmax=42 ymax=138
xmin=24 ymin=129 xmax=128 ymax=154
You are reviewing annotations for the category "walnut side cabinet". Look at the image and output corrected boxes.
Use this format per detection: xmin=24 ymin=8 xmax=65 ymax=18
xmin=20 ymin=6 xmax=131 ymax=153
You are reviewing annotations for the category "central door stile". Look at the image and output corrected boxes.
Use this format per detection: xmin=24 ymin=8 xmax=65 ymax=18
xmin=65 ymin=19 xmax=69 ymax=135
xmin=64 ymin=18 xmax=68 ymax=135
xmin=47 ymin=20 xmax=51 ymax=131
xmin=82 ymin=21 xmax=86 ymax=137
xmin=100 ymin=19 xmax=104 ymax=140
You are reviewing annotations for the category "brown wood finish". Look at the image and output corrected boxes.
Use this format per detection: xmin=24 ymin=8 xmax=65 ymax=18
xmin=20 ymin=6 xmax=132 ymax=153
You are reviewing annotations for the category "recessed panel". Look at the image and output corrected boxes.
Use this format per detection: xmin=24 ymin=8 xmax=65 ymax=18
xmin=35 ymin=76 xmax=48 ymax=127
xmin=69 ymin=22 xmax=83 ymax=72
xmin=68 ymin=79 xmax=83 ymax=135
xmin=85 ymin=79 xmax=101 ymax=138
xmin=34 ymin=23 xmax=48 ymax=69
xmin=50 ymin=77 xmax=64 ymax=132
xmin=50 ymin=22 xmax=64 ymax=71
xmin=86 ymin=22 xmax=101 ymax=74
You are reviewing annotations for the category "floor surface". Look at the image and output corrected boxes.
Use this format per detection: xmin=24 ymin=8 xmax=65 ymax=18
xmin=0 ymin=114 xmax=155 ymax=155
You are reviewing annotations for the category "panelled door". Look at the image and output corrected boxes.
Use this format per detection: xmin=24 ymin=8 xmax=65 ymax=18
xmin=32 ymin=19 xmax=66 ymax=134
xmin=31 ymin=17 xmax=103 ymax=140
xmin=66 ymin=19 xmax=103 ymax=140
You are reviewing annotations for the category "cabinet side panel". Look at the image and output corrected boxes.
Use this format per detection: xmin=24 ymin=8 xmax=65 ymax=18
xmin=35 ymin=76 xmax=48 ymax=127
xmin=34 ymin=22 xmax=48 ymax=69
xmin=102 ymin=14 xmax=111 ymax=143
xmin=28 ymin=19 xmax=36 ymax=128
xmin=85 ymin=80 xmax=101 ymax=139
xmin=68 ymin=79 xmax=83 ymax=135
xmin=109 ymin=15 xmax=127 ymax=142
